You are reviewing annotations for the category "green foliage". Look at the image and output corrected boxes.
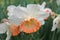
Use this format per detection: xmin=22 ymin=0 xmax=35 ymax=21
xmin=0 ymin=0 xmax=60 ymax=40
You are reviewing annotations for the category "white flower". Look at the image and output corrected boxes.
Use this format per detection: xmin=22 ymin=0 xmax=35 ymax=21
xmin=7 ymin=3 xmax=49 ymax=25
xmin=51 ymin=15 xmax=60 ymax=31
xmin=0 ymin=2 xmax=50 ymax=40
xmin=0 ymin=23 xmax=8 ymax=34
xmin=0 ymin=19 xmax=11 ymax=40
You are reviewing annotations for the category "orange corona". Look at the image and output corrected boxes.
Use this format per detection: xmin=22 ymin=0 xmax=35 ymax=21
xmin=20 ymin=18 xmax=41 ymax=33
xmin=10 ymin=24 xmax=20 ymax=36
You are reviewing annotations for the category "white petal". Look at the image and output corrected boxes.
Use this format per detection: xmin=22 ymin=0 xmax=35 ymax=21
xmin=12 ymin=7 xmax=28 ymax=18
xmin=40 ymin=20 xmax=45 ymax=25
xmin=7 ymin=5 xmax=16 ymax=16
xmin=40 ymin=2 xmax=46 ymax=10
xmin=0 ymin=23 xmax=8 ymax=34
xmin=51 ymin=26 xmax=57 ymax=31
xmin=7 ymin=5 xmax=28 ymax=18
xmin=8 ymin=15 xmax=24 ymax=25
xmin=35 ymin=11 xmax=49 ymax=20
xmin=41 ymin=2 xmax=46 ymax=7
xmin=37 ymin=19 xmax=45 ymax=25
xmin=8 ymin=12 xmax=13 ymax=17
xmin=7 ymin=5 xmax=16 ymax=12
xmin=27 ymin=4 xmax=47 ymax=17
xmin=27 ymin=4 xmax=40 ymax=14
xmin=6 ymin=29 xmax=11 ymax=40
xmin=17 ymin=5 xmax=28 ymax=13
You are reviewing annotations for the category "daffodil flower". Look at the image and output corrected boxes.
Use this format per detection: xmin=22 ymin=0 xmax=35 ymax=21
xmin=7 ymin=3 xmax=49 ymax=33
xmin=0 ymin=19 xmax=20 ymax=40
xmin=0 ymin=2 xmax=50 ymax=40
xmin=0 ymin=19 xmax=11 ymax=40
xmin=51 ymin=15 xmax=60 ymax=31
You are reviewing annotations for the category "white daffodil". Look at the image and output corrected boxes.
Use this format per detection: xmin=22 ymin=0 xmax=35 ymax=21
xmin=7 ymin=4 xmax=49 ymax=25
xmin=0 ymin=19 xmax=20 ymax=40
xmin=51 ymin=15 xmax=60 ymax=31
xmin=7 ymin=3 xmax=49 ymax=33
xmin=0 ymin=19 xmax=11 ymax=40
xmin=0 ymin=2 xmax=50 ymax=40
xmin=7 ymin=2 xmax=48 ymax=25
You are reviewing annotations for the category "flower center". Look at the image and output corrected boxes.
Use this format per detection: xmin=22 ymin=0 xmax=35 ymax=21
xmin=20 ymin=17 xmax=41 ymax=33
xmin=21 ymin=18 xmax=40 ymax=29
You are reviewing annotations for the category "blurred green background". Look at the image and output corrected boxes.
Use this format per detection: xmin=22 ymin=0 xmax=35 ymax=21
xmin=0 ymin=0 xmax=60 ymax=40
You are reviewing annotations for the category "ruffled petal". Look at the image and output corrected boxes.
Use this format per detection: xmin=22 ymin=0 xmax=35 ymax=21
xmin=37 ymin=18 xmax=45 ymax=25
xmin=35 ymin=11 xmax=49 ymax=20
xmin=27 ymin=4 xmax=40 ymax=11
xmin=17 ymin=5 xmax=28 ymax=13
xmin=27 ymin=4 xmax=41 ymax=16
xmin=40 ymin=2 xmax=46 ymax=10
xmin=8 ymin=15 xmax=24 ymax=25
xmin=7 ymin=5 xmax=16 ymax=12
xmin=7 ymin=5 xmax=16 ymax=16
xmin=12 ymin=6 xmax=28 ymax=18
xmin=7 ymin=5 xmax=28 ymax=18
xmin=0 ymin=23 xmax=8 ymax=34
